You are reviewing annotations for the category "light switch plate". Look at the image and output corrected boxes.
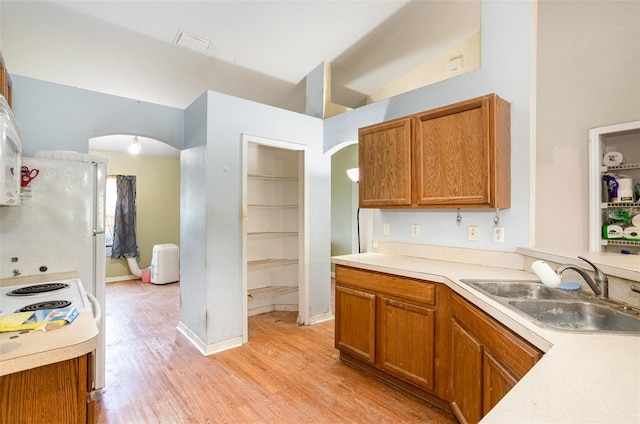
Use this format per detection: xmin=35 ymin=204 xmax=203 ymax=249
xmin=468 ymin=226 xmax=479 ymax=241
xmin=383 ymin=223 xmax=390 ymax=236
xmin=412 ymin=224 xmax=419 ymax=237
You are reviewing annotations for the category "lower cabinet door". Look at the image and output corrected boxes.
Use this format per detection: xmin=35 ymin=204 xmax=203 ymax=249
xmin=450 ymin=319 xmax=483 ymax=424
xmin=482 ymin=350 xmax=517 ymax=416
xmin=0 ymin=354 xmax=91 ymax=423
xmin=335 ymin=285 xmax=376 ymax=363
xmin=379 ymin=297 xmax=435 ymax=391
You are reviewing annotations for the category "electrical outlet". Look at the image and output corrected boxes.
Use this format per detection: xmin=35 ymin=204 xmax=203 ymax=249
xmin=493 ymin=226 xmax=505 ymax=243
xmin=383 ymin=223 xmax=390 ymax=236
xmin=468 ymin=226 xmax=479 ymax=241
xmin=412 ymin=224 xmax=420 ymax=237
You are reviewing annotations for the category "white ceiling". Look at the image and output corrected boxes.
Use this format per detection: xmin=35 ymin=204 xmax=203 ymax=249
xmin=0 ymin=0 xmax=480 ymax=155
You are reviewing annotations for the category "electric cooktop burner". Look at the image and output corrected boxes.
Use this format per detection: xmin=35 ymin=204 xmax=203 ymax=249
xmin=6 ymin=283 xmax=70 ymax=296
xmin=16 ymin=300 xmax=73 ymax=313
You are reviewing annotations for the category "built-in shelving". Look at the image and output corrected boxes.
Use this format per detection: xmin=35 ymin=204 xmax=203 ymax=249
xmin=589 ymin=121 xmax=640 ymax=254
xmin=246 ymin=142 xmax=301 ymax=316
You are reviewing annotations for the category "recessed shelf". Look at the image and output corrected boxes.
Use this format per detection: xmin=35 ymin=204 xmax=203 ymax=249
xmin=247 ymin=231 xmax=298 ymax=240
xmin=247 ymin=285 xmax=297 ymax=301
xmin=248 ymin=174 xmax=298 ymax=182
xmin=601 ymin=163 xmax=640 ymax=172
xmin=248 ymin=258 xmax=298 ymax=269
xmin=590 ymin=121 xmax=640 ymax=254
xmin=248 ymin=204 xmax=298 ymax=209
xmin=601 ymin=239 xmax=640 ymax=247
xmin=600 ymin=202 xmax=640 ymax=209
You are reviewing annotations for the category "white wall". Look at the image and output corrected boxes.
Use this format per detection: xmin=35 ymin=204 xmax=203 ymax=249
xmin=324 ymin=1 xmax=535 ymax=252
xmin=181 ymin=91 xmax=329 ymax=348
xmin=535 ymin=0 xmax=640 ymax=250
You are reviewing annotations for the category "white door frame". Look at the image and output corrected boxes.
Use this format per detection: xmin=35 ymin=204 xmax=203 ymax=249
xmin=241 ymin=134 xmax=308 ymax=344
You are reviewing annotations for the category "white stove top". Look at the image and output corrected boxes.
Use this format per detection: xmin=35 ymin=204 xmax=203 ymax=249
xmin=0 ymin=278 xmax=90 ymax=317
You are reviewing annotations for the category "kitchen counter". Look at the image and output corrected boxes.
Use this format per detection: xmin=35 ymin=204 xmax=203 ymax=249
xmin=0 ymin=272 xmax=98 ymax=376
xmin=332 ymin=250 xmax=640 ymax=424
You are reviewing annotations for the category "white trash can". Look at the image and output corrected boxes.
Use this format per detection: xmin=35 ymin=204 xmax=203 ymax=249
xmin=150 ymin=244 xmax=180 ymax=285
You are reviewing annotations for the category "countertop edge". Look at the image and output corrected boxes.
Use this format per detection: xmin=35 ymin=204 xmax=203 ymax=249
xmin=0 ymin=310 xmax=99 ymax=376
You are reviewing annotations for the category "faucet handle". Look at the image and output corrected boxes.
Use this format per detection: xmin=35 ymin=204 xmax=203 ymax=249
xmin=577 ymin=256 xmax=606 ymax=279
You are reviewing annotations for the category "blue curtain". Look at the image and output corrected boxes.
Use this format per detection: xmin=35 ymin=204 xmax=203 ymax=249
xmin=111 ymin=175 xmax=139 ymax=259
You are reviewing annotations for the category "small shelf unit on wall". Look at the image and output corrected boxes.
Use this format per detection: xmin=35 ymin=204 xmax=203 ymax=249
xmin=246 ymin=144 xmax=302 ymax=316
xmin=589 ymin=121 xmax=640 ymax=255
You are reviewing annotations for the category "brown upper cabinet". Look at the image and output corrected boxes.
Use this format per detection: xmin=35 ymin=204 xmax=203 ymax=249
xmin=359 ymin=118 xmax=413 ymax=207
xmin=358 ymin=94 xmax=511 ymax=209
xmin=0 ymin=51 xmax=13 ymax=107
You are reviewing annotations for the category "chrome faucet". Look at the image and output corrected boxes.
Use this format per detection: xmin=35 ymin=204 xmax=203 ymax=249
xmin=555 ymin=256 xmax=609 ymax=299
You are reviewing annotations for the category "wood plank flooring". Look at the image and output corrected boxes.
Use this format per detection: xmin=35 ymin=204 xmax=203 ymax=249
xmin=96 ymin=279 xmax=456 ymax=423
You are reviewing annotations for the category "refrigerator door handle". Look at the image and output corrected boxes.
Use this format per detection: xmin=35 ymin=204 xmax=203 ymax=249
xmin=86 ymin=292 xmax=102 ymax=326
xmin=93 ymin=230 xmax=105 ymax=235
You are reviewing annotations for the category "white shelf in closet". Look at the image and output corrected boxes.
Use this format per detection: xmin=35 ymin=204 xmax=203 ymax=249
xmin=248 ymin=174 xmax=298 ymax=182
xmin=247 ymin=285 xmax=298 ymax=301
xmin=247 ymin=258 xmax=298 ymax=269
xmin=247 ymin=231 xmax=298 ymax=240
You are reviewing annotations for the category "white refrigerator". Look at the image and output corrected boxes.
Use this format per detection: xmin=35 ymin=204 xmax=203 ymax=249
xmin=0 ymin=151 xmax=107 ymax=389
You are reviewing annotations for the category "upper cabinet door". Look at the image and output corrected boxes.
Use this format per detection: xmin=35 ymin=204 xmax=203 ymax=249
xmin=359 ymin=118 xmax=413 ymax=207
xmin=414 ymin=95 xmax=511 ymax=208
xmin=357 ymin=94 xmax=510 ymax=209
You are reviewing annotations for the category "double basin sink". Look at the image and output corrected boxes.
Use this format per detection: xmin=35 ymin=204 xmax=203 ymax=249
xmin=462 ymin=280 xmax=640 ymax=334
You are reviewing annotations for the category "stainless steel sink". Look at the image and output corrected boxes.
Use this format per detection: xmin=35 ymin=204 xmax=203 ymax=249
xmin=463 ymin=280 xmax=575 ymax=300
xmin=508 ymin=300 xmax=640 ymax=333
xmin=461 ymin=279 xmax=640 ymax=334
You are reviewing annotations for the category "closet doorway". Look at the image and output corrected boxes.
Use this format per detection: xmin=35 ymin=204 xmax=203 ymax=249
xmin=242 ymin=135 xmax=306 ymax=343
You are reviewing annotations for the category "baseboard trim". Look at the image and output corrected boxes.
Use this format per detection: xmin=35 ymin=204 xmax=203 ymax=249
xmin=106 ymin=275 xmax=139 ymax=283
xmin=309 ymin=311 xmax=334 ymax=325
xmin=176 ymin=321 xmax=243 ymax=356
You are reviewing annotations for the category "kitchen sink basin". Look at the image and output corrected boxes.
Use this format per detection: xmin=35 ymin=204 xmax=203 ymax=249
xmin=508 ymin=300 xmax=640 ymax=333
xmin=463 ymin=280 xmax=575 ymax=300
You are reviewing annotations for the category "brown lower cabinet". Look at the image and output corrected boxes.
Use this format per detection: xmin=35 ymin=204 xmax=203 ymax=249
xmin=450 ymin=293 xmax=542 ymax=424
xmin=334 ymin=265 xmax=543 ymax=423
xmin=0 ymin=352 xmax=95 ymax=423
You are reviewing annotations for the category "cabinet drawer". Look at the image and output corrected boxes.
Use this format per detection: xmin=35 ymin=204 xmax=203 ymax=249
xmin=336 ymin=266 xmax=435 ymax=305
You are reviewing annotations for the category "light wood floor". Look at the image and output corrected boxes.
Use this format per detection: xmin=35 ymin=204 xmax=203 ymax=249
xmin=96 ymin=279 xmax=456 ymax=423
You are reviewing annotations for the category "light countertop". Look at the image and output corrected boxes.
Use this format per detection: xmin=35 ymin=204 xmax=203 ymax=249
xmin=332 ymin=250 xmax=640 ymax=424
xmin=0 ymin=272 xmax=99 ymax=376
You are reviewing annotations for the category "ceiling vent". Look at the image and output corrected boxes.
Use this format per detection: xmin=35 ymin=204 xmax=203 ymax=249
xmin=174 ymin=30 xmax=210 ymax=53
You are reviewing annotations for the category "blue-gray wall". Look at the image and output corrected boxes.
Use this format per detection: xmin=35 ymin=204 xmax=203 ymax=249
xmin=181 ymin=91 xmax=329 ymax=348
xmin=324 ymin=1 xmax=534 ymax=252
xmin=12 ymin=76 xmax=184 ymax=155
